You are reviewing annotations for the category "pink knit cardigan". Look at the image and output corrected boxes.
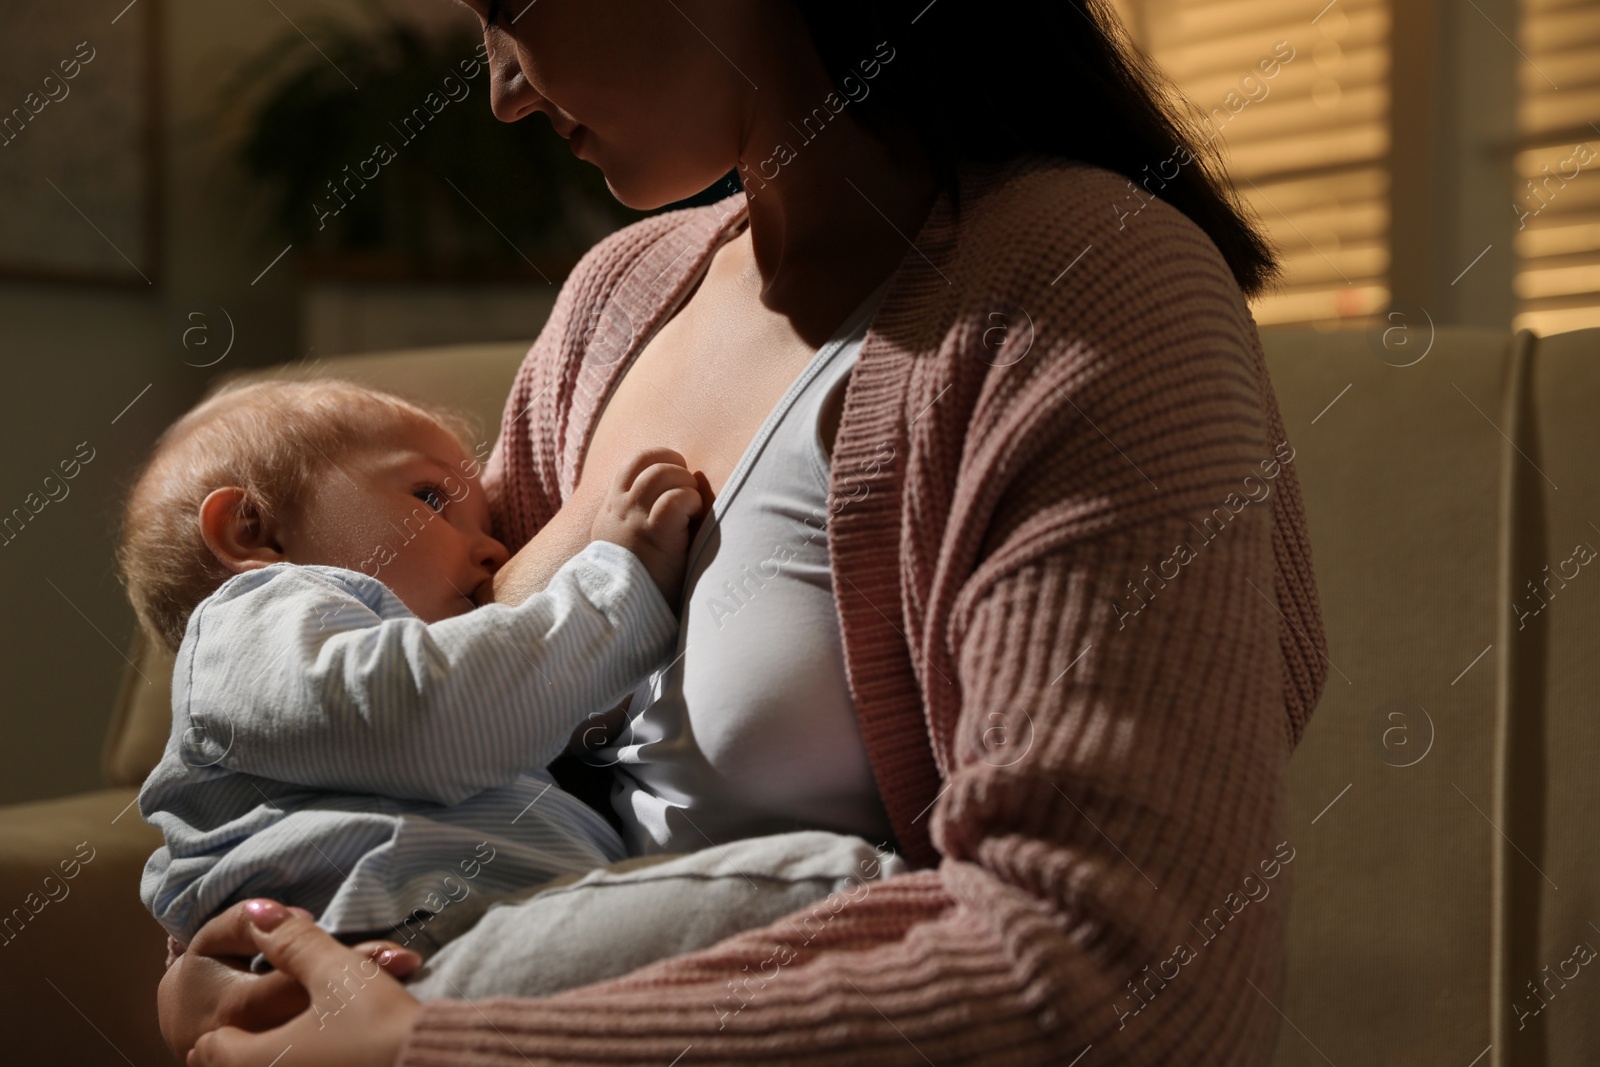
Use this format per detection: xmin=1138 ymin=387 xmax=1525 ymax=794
xmin=402 ymin=155 xmax=1328 ymax=1065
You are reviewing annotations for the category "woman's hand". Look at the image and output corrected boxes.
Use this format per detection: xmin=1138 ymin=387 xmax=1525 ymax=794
xmin=159 ymin=899 xmax=422 ymax=1065
xmin=188 ymin=902 xmax=423 ymax=1067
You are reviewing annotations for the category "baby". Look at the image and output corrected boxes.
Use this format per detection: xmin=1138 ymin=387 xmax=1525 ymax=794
xmin=120 ymin=377 xmax=701 ymax=952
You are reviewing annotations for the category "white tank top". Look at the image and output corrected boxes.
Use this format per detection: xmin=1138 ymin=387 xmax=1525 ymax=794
xmin=594 ymin=280 xmax=896 ymax=855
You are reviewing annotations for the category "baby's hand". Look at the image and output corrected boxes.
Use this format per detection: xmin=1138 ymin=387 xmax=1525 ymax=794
xmin=588 ymin=447 xmax=707 ymax=607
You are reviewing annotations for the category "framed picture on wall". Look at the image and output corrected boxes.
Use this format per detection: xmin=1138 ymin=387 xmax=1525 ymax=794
xmin=0 ymin=0 xmax=161 ymax=286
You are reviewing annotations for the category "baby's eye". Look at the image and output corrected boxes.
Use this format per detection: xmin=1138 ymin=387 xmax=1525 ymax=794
xmin=414 ymin=486 xmax=447 ymax=512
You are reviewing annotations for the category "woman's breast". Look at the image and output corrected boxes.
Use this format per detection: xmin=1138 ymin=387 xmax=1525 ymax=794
xmin=593 ymin=303 xmax=896 ymax=855
xmin=647 ymin=485 xmax=858 ymax=790
xmin=575 ymin=282 xmax=821 ymax=502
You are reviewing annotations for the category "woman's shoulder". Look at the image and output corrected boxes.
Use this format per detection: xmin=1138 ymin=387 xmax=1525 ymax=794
xmin=956 ymin=155 xmax=1204 ymax=242
xmin=948 ymin=155 xmax=1241 ymax=306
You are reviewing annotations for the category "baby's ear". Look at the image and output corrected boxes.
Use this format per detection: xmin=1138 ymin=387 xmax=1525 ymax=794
xmin=197 ymin=487 xmax=286 ymax=573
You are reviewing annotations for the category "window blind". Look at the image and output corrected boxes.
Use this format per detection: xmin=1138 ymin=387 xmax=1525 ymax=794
xmin=1514 ymin=0 xmax=1600 ymax=335
xmin=1107 ymin=0 xmax=1392 ymax=325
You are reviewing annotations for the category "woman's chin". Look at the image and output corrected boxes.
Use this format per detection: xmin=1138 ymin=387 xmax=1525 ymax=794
xmin=598 ymin=162 xmax=739 ymax=212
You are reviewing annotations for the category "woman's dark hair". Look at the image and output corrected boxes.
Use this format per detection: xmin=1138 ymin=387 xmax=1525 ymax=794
xmin=793 ymin=0 xmax=1279 ymax=296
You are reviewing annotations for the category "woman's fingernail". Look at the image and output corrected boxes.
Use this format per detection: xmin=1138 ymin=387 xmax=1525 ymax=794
xmin=377 ymin=949 xmax=397 ymax=967
xmin=243 ymin=899 xmax=289 ymax=931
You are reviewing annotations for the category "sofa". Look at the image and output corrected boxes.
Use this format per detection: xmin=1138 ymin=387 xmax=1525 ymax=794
xmin=1 ymin=325 xmax=1595 ymax=1066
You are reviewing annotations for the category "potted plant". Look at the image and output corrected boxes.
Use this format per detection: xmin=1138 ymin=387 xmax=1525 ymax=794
xmin=221 ymin=13 xmax=643 ymax=282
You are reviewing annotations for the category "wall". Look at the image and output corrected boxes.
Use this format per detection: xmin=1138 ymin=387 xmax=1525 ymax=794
xmin=0 ymin=0 xmax=487 ymax=806
xmin=1389 ymin=0 xmax=1519 ymax=328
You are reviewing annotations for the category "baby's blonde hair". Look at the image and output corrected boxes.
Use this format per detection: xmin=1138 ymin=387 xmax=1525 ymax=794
xmin=115 ymin=379 xmax=480 ymax=655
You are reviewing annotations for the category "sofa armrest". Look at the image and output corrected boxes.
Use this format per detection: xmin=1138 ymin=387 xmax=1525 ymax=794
xmin=0 ymin=788 xmax=171 ymax=1065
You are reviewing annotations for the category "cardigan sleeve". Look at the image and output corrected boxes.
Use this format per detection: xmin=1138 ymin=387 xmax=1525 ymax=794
xmin=399 ymin=166 xmax=1325 ymax=1065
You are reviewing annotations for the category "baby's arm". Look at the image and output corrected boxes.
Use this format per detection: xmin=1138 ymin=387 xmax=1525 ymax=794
xmin=484 ymin=447 xmax=705 ymax=755
xmin=180 ymin=449 xmax=702 ymax=805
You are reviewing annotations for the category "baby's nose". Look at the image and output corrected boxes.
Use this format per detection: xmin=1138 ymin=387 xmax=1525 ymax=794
xmin=479 ymin=534 xmax=511 ymax=571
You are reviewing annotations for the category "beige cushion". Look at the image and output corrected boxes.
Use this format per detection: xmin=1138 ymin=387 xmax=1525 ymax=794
xmin=101 ymin=626 xmax=178 ymax=788
xmin=1260 ymin=325 xmax=1516 ymax=1064
xmin=1522 ymin=326 xmax=1600 ymax=1065
xmin=0 ymin=789 xmax=167 ymax=1066
xmin=101 ymin=342 xmax=529 ymax=787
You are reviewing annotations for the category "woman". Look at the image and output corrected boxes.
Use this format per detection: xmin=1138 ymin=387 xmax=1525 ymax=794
xmin=164 ymin=0 xmax=1328 ymax=1063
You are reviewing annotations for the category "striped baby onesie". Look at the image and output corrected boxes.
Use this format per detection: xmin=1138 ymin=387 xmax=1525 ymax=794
xmin=138 ymin=539 xmax=675 ymax=943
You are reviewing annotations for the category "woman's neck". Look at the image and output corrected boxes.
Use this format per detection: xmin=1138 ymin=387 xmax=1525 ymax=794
xmin=729 ymin=70 xmax=941 ymax=343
